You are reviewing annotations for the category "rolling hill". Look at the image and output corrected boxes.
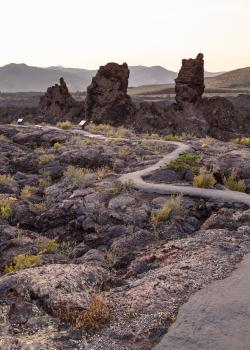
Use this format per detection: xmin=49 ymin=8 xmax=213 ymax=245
xmin=206 ymin=67 xmax=250 ymax=88
xmin=0 ymin=63 xmax=223 ymax=92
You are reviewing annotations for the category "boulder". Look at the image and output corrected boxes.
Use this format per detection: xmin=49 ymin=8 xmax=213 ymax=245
xmin=85 ymin=62 xmax=136 ymax=126
xmin=175 ymin=53 xmax=205 ymax=107
xmin=39 ymin=78 xmax=84 ymax=123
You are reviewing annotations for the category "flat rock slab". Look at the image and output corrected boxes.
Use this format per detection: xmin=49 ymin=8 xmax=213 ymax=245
xmin=154 ymin=253 xmax=250 ymax=350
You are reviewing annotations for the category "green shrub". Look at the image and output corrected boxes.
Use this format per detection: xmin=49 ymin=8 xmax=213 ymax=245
xmin=167 ymin=152 xmax=199 ymax=174
xmin=56 ymin=121 xmax=72 ymax=130
xmin=233 ymin=137 xmax=250 ymax=147
xmin=20 ymin=185 xmax=37 ymax=199
xmin=193 ymin=170 xmax=216 ymax=188
xmin=151 ymin=195 xmax=182 ymax=223
xmin=223 ymin=171 xmax=246 ymax=192
xmin=4 ymin=254 xmax=41 ymax=273
xmin=38 ymin=154 xmax=56 ymax=165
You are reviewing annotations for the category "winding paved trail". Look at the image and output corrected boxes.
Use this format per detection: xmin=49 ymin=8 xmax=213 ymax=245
xmin=12 ymin=124 xmax=250 ymax=207
xmin=154 ymin=253 xmax=250 ymax=350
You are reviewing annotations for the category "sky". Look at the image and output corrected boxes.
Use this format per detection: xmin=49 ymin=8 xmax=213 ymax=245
xmin=1 ymin=0 xmax=250 ymax=72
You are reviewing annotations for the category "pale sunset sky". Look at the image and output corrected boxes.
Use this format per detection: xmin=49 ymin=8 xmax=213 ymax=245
xmin=1 ymin=0 xmax=249 ymax=71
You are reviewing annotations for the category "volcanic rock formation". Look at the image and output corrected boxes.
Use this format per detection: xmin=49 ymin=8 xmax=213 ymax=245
xmin=175 ymin=53 xmax=205 ymax=107
xmin=39 ymin=78 xmax=84 ymax=123
xmin=85 ymin=62 xmax=136 ymax=126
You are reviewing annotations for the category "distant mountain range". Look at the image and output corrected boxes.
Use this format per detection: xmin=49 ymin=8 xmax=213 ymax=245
xmin=0 ymin=63 xmax=224 ymax=92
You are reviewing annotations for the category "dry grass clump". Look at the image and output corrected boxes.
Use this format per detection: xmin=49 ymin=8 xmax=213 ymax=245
xmin=86 ymin=123 xmax=134 ymax=139
xmin=56 ymin=121 xmax=72 ymax=130
xmin=111 ymin=128 xmax=134 ymax=139
xmin=0 ymin=174 xmax=15 ymax=186
xmin=108 ymin=179 xmax=134 ymax=195
xmin=53 ymin=293 xmax=112 ymax=332
xmin=35 ymin=146 xmax=46 ymax=154
xmin=96 ymin=165 xmax=111 ymax=180
xmin=4 ymin=254 xmax=41 ymax=273
xmin=32 ymin=201 xmax=47 ymax=213
xmin=142 ymin=140 xmax=169 ymax=154
xmin=53 ymin=142 xmax=62 ymax=150
xmin=44 ymin=240 xmax=58 ymax=254
xmin=201 ymin=136 xmax=213 ymax=148
xmin=193 ymin=169 xmax=216 ymax=188
xmin=233 ymin=137 xmax=250 ymax=147
xmin=37 ymin=173 xmax=51 ymax=187
xmin=36 ymin=238 xmax=58 ymax=254
xmin=64 ymin=165 xmax=110 ymax=187
xmin=64 ymin=165 xmax=95 ymax=188
xmin=69 ymin=136 xmax=97 ymax=147
xmin=167 ymin=151 xmax=199 ymax=174
xmin=38 ymin=154 xmax=56 ymax=165
xmin=223 ymin=171 xmax=246 ymax=192
xmin=0 ymin=135 xmax=9 ymax=141
xmin=118 ymin=146 xmax=132 ymax=158
xmin=60 ymin=241 xmax=76 ymax=259
xmin=151 ymin=194 xmax=182 ymax=223
xmin=86 ymin=123 xmax=113 ymax=135
xmin=0 ymin=197 xmax=16 ymax=219
xmin=163 ymin=134 xmax=182 ymax=141
xmin=20 ymin=185 xmax=37 ymax=199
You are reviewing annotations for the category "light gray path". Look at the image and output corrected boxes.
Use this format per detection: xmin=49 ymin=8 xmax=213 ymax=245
xmin=154 ymin=253 xmax=250 ymax=350
xmin=11 ymin=124 xmax=250 ymax=207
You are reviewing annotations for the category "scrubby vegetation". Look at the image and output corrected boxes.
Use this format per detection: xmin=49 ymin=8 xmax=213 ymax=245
xmin=233 ymin=137 xmax=250 ymax=147
xmin=53 ymin=293 xmax=112 ymax=332
xmin=0 ymin=197 xmax=16 ymax=219
xmin=167 ymin=151 xmax=199 ymax=174
xmin=0 ymin=134 xmax=9 ymax=141
xmin=108 ymin=179 xmax=134 ymax=195
xmin=4 ymin=254 xmax=41 ymax=273
xmin=86 ymin=123 xmax=135 ymax=138
xmin=37 ymin=238 xmax=58 ymax=254
xmin=20 ymin=185 xmax=37 ymax=199
xmin=163 ymin=134 xmax=182 ymax=141
xmin=223 ymin=171 xmax=246 ymax=192
xmin=53 ymin=142 xmax=62 ymax=150
xmin=193 ymin=169 xmax=216 ymax=188
xmin=64 ymin=165 xmax=95 ymax=188
xmin=56 ymin=121 xmax=72 ymax=130
xmin=69 ymin=136 xmax=97 ymax=147
xmin=38 ymin=154 xmax=56 ymax=165
xmin=151 ymin=195 xmax=182 ymax=223
xmin=0 ymin=174 xmax=14 ymax=186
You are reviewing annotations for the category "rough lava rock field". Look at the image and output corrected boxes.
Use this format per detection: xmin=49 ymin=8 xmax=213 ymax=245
xmin=0 ymin=123 xmax=249 ymax=350
xmin=0 ymin=53 xmax=250 ymax=350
